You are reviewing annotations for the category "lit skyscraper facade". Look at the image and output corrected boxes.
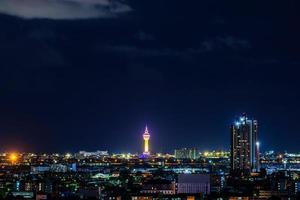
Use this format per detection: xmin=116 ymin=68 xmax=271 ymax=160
xmin=143 ymin=126 xmax=150 ymax=155
xmin=231 ymin=114 xmax=260 ymax=173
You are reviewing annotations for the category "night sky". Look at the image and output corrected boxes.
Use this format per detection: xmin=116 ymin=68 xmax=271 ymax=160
xmin=0 ymin=0 xmax=300 ymax=153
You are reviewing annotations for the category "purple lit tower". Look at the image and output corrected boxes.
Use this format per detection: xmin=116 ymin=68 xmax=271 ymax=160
xmin=143 ymin=126 xmax=150 ymax=155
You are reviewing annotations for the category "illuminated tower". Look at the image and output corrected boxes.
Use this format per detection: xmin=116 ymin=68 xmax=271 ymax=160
xmin=231 ymin=113 xmax=260 ymax=174
xmin=143 ymin=126 xmax=150 ymax=155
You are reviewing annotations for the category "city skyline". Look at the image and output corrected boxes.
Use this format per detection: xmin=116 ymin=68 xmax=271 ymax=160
xmin=0 ymin=113 xmax=296 ymax=153
xmin=1 ymin=1 xmax=299 ymax=199
xmin=0 ymin=113 xmax=294 ymax=154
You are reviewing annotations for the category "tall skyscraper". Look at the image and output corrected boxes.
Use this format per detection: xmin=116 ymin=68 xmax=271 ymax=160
xmin=231 ymin=113 xmax=260 ymax=173
xmin=143 ymin=126 xmax=150 ymax=155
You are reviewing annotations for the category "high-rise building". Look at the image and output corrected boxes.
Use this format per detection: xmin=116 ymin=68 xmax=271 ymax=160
xmin=175 ymin=148 xmax=199 ymax=160
xmin=231 ymin=113 xmax=260 ymax=173
xmin=143 ymin=126 xmax=150 ymax=155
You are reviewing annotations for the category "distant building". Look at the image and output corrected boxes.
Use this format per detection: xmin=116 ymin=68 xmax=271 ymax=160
xmin=31 ymin=166 xmax=50 ymax=174
xmin=175 ymin=148 xmax=199 ymax=160
xmin=177 ymin=174 xmax=210 ymax=195
xmin=201 ymin=151 xmax=230 ymax=159
xmin=10 ymin=192 xmax=34 ymax=199
xmin=141 ymin=180 xmax=176 ymax=195
xmin=70 ymin=163 xmax=77 ymax=172
xmin=77 ymin=151 xmax=109 ymax=158
xmin=36 ymin=194 xmax=48 ymax=200
xmin=143 ymin=126 xmax=151 ymax=155
xmin=230 ymin=113 xmax=260 ymax=173
xmin=131 ymin=194 xmax=203 ymax=200
xmin=50 ymin=164 xmax=68 ymax=173
xmin=210 ymin=174 xmax=225 ymax=193
xmin=77 ymin=188 xmax=101 ymax=199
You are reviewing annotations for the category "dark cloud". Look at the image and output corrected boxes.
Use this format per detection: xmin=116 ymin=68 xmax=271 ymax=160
xmin=135 ymin=31 xmax=155 ymax=41
xmin=0 ymin=0 xmax=131 ymax=20
xmin=202 ymin=36 xmax=251 ymax=52
xmin=128 ymin=65 xmax=164 ymax=82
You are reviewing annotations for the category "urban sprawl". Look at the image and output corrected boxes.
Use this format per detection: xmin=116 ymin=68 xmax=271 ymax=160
xmin=0 ymin=114 xmax=299 ymax=200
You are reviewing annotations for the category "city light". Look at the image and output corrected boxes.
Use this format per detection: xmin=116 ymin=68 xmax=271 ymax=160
xmin=9 ymin=152 xmax=18 ymax=164
xmin=0 ymin=117 xmax=298 ymax=200
xmin=65 ymin=153 xmax=72 ymax=159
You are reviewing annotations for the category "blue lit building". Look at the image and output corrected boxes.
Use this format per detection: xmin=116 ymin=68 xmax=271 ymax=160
xmin=231 ymin=113 xmax=260 ymax=173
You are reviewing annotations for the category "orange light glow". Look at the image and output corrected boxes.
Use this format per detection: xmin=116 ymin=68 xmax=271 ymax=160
xmin=9 ymin=153 xmax=18 ymax=164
